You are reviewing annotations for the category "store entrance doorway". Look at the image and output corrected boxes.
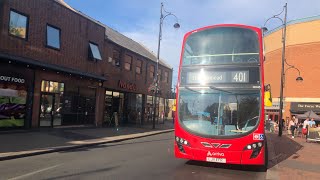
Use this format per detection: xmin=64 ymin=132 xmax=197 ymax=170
xmin=39 ymin=93 xmax=62 ymax=127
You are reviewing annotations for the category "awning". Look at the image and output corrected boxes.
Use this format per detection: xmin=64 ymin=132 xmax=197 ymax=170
xmin=297 ymin=110 xmax=320 ymax=120
xmin=0 ymin=53 xmax=106 ymax=81
xmin=290 ymin=102 xmax=320 ymax=114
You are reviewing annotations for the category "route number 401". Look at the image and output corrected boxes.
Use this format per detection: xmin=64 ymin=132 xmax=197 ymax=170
xmin=232 ymin=72 xmax=247 ymax=82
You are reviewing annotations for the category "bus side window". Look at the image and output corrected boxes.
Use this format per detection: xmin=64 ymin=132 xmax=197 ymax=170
xmin=264 ymin=84 xmax=272 ymax=107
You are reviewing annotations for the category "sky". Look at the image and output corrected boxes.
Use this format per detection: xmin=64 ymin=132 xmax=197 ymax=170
xmin=64 ymin=0 xmax=320 ymax=88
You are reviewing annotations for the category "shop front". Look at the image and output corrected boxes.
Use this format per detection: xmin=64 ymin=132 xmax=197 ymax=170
xmin=0 ymin=64 xmax=34 ymax=129
xmin=62 ymin=83 xmax=97 ymax=126
xmin=290 ymin=102 xmax=320 ymax=116
xmin=103 ymin=79 xmax=147 ymax=126
xmin=145 ymin=95 xmax=154 ymax=123
xmin=145 ymin=96 xmax=169 ymax=124
xmin=33 ymin=70 xmax=102 ymax=127
xmin=104 ymin=89 xmax=143 ymax=126
xmin=104 ymin=90 xmax=124 ymax=126
xmin=39 ymin=80 xmax=64 ymax=126
xmin=265 ymin=102 xmax=280 ymax=122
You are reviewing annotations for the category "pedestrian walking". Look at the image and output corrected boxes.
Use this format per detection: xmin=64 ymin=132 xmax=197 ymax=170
xmin=289 ymin=118 xmax=296 ymax=138
xmin=293 ymin=116 xmax=298 ymax=126
xmin=303 ymin=118 xmax=310 ymax=139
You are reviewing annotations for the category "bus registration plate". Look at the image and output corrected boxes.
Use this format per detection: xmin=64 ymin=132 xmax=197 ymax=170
xmin=206 ymin=157 xmax=226 ymax=163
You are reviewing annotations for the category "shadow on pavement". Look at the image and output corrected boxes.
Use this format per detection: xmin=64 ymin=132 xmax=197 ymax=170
xmin=172 ymin=160 xmax=266 ymax=180
xmin=58 ymin=137 xmax=173 ymax=154
xmin=186 ymin=160 xmax=266 ymax=172
xmin=173 ymin=133 xmax=303 ymax=174
xmin=266 ymin=133 xmax=303 ymax=169
xmin=0 ymin=121 xmax=173 ymax=154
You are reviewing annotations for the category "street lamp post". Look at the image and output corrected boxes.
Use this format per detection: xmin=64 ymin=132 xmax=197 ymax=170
xmin=263 ymin=3 xmax=303 ymax=137
xmin=152 ymin=2 xmax=180 ymax=129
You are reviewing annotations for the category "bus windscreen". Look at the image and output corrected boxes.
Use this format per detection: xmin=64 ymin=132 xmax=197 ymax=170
xmin=183 ymin=27 xmax=259 ymax=66
xmin=178 ymin=87 xmax=260 ymax=137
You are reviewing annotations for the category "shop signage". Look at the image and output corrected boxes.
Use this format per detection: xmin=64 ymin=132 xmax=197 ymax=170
xmin=118 ymin=80 xmax=136 ymax=91
xmin=0 ymin=76 xmax=25 ymax=84
xmin=290 ymin=102 xmax=320 ymax=112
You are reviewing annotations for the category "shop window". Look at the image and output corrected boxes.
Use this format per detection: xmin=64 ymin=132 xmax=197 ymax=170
xmin=106 ymin=91 xmax=112 ymax=96
xmin=88 ymin=42 xmax=102 ymax=61
xmin=111 ymin=49 xmax=121 ymax=67
xmin=124 ymin=55 xmax=132 ymax=71
xmin=46 ymin=24 xmax=61 ymax=49
xmin=0 ymin=84 xmax=27 ymax=128
xmin=9 ymin=10 xmax=28 ymax=39
xmin=113 ymin=92 xmax=120 ymax=97
xmin=41 ymin=80 xmax=64 ymax=93
xmin=136 ymin=60 xmax=142 ymax=74
xmin=150 ymin=65 xmax=155 ymax=78
xmin=164 ymin=71 xmax=169 ymax=83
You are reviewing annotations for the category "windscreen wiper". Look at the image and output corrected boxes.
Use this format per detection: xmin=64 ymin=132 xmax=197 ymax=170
xmin=185 ymin=87 xmax=203 ymax=94
xmin=209 ymin=85 xmax=233 ymax=94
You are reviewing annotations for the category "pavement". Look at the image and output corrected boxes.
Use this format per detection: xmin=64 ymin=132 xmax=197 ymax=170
xmin=266 ymin=130 xmax=320 ymax=180
xmin=1 ymin=121 xmax=320 ymax=179
xmin=0 ymin=120 xmax=174 ymax=161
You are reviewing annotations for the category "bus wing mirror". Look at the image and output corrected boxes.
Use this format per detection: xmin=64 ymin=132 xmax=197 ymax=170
xmin=264 ymin=84 xmax=272 ymax=107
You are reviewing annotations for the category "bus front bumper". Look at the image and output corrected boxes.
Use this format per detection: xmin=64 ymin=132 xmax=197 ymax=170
xmin=174 ymin=144 xmax=265 ymax=165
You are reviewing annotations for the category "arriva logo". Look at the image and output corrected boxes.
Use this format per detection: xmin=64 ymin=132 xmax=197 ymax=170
xmin=207 ymin=151 xmax=225 ymax=157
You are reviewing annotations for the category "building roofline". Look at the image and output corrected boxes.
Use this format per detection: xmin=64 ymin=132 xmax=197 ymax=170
xmin=54 ymin=0 xmax=172 ymax=69
xmin=264 ymin=14 xmax=320 ymax=36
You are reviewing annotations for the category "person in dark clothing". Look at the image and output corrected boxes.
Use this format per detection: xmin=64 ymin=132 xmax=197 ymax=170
xmin=281 ymin=118 xmax=285 ymax=130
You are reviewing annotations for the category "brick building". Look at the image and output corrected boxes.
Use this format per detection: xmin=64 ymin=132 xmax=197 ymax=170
xmin=0 ymin=0 xmax=173 ymax=129
xmin=264 ymin=15 xmax=320 ymax=122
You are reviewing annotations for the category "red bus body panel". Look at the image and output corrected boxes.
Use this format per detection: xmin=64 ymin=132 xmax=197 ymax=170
xmin=175 ymin=24 xmax=265 ymax=165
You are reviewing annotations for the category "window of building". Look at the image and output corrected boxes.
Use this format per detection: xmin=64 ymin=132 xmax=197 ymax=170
xmin=150 ymin=65 xmax=155 ymax=78
xmin=88 ymin=42 xmax=102 ymax=60
xmin=41 ymin=80 xmax=64 ymax=93
xmin=46 ymin=25 xmax=61 ymax=49
xmin=164 ymin=71 xmax=169 ymax=83
xmin=9 ymin=10 xmax=28 ymax=39
xmin=111 ymin=49 xmax=121 ymax=67
xmin=105 ymin=91 xmax=113 ymax=96
xmin=124 ymin=55 xmax=132 ymax=71
xmin=136 ymin=60 xmax=142 ymax=74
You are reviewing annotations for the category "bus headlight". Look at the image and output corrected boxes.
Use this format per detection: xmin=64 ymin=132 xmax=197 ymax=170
xmin=175 ymin=136 xmax=190 ymax=153
xmin=244 ymin=141 xmax=264 ymax=159
xmin=247 ymin=145 xmax=252 ymax=150
xmin=252 ymin=144 xmax=257 ymax=149
xmin=175 ymin=136 xmax=190 ymax=146
xmin=184 ymin=140 xmax=188 ymax=145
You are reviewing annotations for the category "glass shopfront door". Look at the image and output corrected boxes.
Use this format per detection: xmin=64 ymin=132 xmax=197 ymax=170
xmin=104 ymin=91 xmax=124 ymax=126
xmin=39 ymin=93 xmax=62 ymax=127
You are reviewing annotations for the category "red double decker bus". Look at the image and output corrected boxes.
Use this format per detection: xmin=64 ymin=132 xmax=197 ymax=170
xmin=174 ymin=24 xmax=269 ymax=168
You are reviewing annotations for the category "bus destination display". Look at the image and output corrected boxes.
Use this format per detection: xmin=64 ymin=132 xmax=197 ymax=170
xmin=186 ymin=70 xmax=249 ymax=84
